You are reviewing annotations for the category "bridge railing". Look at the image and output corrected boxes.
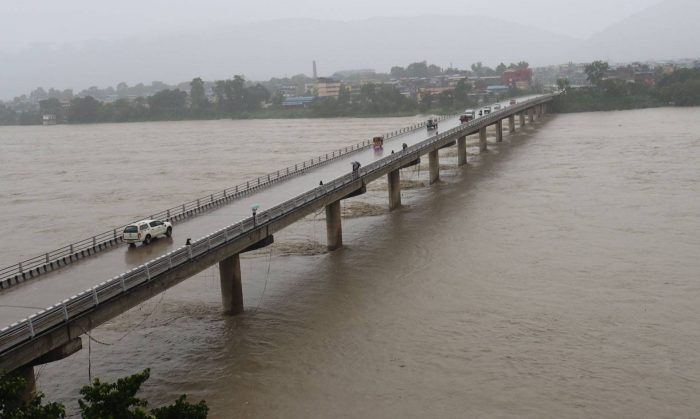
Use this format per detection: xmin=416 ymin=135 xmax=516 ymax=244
xmin=0 ymin=97 xmax=553 ymax=355
xmin=0 ymin=114 xmax=454 ymax=289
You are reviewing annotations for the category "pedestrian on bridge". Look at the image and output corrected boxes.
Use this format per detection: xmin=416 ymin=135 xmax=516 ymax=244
xmin=351 ymin=161 xmax=361 ymax=178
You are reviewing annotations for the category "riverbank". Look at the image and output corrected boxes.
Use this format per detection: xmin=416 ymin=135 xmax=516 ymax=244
xmin=551 ymin=67 xmax=700 ymax=113
xmin=550 ymin=87 xmax=664 ymax=113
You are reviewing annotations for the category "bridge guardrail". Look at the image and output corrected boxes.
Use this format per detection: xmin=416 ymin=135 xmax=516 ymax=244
xmin=0 ymin=96 xmax=552 ymax=356
xmin=0 ymin=115 xmax=454 ymax=289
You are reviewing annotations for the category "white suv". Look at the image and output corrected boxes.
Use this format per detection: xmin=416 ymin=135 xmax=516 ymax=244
xmin=123 ymin=219 xmax=173 ymax=246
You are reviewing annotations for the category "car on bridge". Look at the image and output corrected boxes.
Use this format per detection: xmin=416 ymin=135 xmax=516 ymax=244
xmin=426 ymin=118 xmax=438 ymax=130
xmin=493 ymin=103 xmax=502 ymax=111
xmin=123 ymin=219 xmax=173 ymax=246
xmin=482 ymin=106 xmax=491 ymax=115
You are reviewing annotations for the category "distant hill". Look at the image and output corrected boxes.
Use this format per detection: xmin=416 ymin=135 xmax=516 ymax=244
xmin=1 ymin=2 xmax=699 ymax=100
xmin=573 ymin=0 xmax=700 ymax=62
xmin=0 ymin=16 xmax=576 ymax=99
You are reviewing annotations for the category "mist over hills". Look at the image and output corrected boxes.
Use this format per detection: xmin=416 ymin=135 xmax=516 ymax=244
xmin=0 ymin=0 xmax=697 ymax=99
xmin=571 ymin=0 xmax=700 ymax=63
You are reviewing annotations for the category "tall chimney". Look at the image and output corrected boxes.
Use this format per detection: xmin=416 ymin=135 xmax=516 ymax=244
xmin=313 ymin=60 xmax=318 ymax=79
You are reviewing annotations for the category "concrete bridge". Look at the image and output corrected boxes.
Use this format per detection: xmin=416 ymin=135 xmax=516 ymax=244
xmin=0 ymin=95 xmax=553 ymax=394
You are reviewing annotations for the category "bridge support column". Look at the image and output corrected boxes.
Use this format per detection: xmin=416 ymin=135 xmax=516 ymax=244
xmin=219 ymin=253 xmax=243 ymax=315
xmin=457 ymin=135 xmax=467 ymax=166
xmin=428 ymin=150 xmax=440 ymax=184
xmin=496 ymin=120 xmax=503 ymax=142
xmin=519 ymin=112 xmax=526 ymax=127
xmin=528 ymin=108 xmax=534 ymax=123
xmin=15 ymin=364 xmax=36 ymax=402
xmin=479 ymin=127 xmax=487 ymax=152
xmin=325 ymin=200 xmax=342 ymax=250
xmin=387 ymin=169 xmax=401 ymax=210
xmin=508 ymin=115 xmax=515 ymax=133
xmin=542 ymin=103 xmax=547 ymax=115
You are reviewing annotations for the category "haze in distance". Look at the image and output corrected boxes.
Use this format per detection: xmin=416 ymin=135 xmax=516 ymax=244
xmin=1 ymin=0 xmax=698 ymax=99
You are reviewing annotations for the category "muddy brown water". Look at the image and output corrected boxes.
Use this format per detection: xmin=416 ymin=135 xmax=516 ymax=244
xmin=1 ymin=109 xmax=700 ymax=418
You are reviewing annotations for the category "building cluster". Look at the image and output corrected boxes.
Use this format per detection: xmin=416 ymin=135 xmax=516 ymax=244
xmin=280 ymin=69 xmax=534 ymax=108
xmin=5 ymin=57 xmax=699 ymax=123
xmin=535 ymin=58 xmax=700 ymax=87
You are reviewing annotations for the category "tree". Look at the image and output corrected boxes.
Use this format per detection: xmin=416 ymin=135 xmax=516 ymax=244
xmin=0 ymin=103 xmax=18 ymax=125
xmin=427 ymin=64 xmax=442 ymax=76
xmin=68 ymin=96 xmax=102 ymax=123
xmin=0 ymin=371 xmax=66 ymax=418
xmin=437 ymin=91 xmax=454 ymax=109
xmin=390 ymin=66 xmax=405 ymax=79
xmin=419 ymin=92 xmax=434 ymax=112
xmin=453 ymin=79 xmax=473 ymax=107
xmin=151 ymin=395 xmax=208 ymax=419
xmin=556 ymin=78 xmax=571 ymax=91
xmin=39 ymin=98 xmax=62 ymax=116
xmin=495 ymin=62 xmax=507 ymax=75
xmin=471 ymin=62 xmax=484 ymax=76
xmin=584 ymin=60 xmax=610 ymax=85
xmin=79 ymin=369 xmax=208 ymax=419
xmin=30 ymin=87 xmax=48 ymax=103
xmin=148 ymin=89 xmax=188 ymax=119
xmin=405 ymin=61 xmax=430 ymax=78
xmin=189 ymin=77 xmax=208 ymax=114
xmin=79 ymin=369 xmax=151 ymax=419
xmin=243 ymin=84 xmax=270 ymax=112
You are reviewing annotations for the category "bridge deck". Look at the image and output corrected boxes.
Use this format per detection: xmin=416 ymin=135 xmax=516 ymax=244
xmin=0 ymin=115 xmax=468 ymax=326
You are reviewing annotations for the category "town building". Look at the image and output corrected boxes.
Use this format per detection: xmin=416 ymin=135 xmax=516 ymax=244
xmin=315 ymin=78 xmax=342 ymax=98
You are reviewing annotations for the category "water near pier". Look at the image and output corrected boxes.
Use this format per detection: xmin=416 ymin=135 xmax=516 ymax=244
xmin=2 ymin=108 xmax=700 ymax=418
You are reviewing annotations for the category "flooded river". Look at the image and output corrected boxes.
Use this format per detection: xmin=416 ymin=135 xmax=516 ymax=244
xmin=2 ymin=108 xmax=700 ymax=418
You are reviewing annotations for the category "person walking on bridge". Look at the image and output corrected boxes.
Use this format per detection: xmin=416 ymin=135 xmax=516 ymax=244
xmin=351 ymin=161 xmax=361 ymax=179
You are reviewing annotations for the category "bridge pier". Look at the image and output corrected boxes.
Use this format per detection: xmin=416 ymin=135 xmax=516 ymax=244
xmin=457 ymin=135 xmax=467 ymax=166
xmin=519 ymin=112 xmax=526 ymax=127
xmin=387 ymin=169 xmax=401 ymax=210
xmin=528 ymin=108 xmax=535 ymax=123
xmin=15 ymin=364 xmax=36 ymax=401
xmin=496 ymin=120 xmax=503 ymax=142
xmin=219 ymin=253 xmax=243 ymax=315
xmin=325 ymin=200 xmax=343 ymax=250
xmin=219 ymin=235 xmax=274 ymax=315
xmin=508 ymin=115 xmax=515 ymax=133
xmin=479 ymin=127 xmax=487 ymax=152
xmin=428 ymin=150 xmax=440 ymax=184
xmin=11 ymin=337 xmax=83 ymax=401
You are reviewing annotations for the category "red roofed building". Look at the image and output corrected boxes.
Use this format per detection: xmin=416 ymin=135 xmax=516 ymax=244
xmin=502 ymin=68 xmax=533 ymax=89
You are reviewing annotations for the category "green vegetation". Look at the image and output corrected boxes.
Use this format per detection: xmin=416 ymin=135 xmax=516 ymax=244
xmin=1 ymin=372 xmax=65 ymax=418
xmin=552 ymin=62 xmax=700 ymax=113
xmin=0 ymin=59 xmax=539 ymax=125
xmin=656 ymin=68 xmax=700 ymax=106
xmin=551 ymin=82 xmax=663 ymax=113
xmin=0 ymin=369 xmax=208 ymax=419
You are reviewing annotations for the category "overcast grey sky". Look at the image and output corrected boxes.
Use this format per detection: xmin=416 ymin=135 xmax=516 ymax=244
xmin=1 ymin=0 xmax=661 ymax=53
